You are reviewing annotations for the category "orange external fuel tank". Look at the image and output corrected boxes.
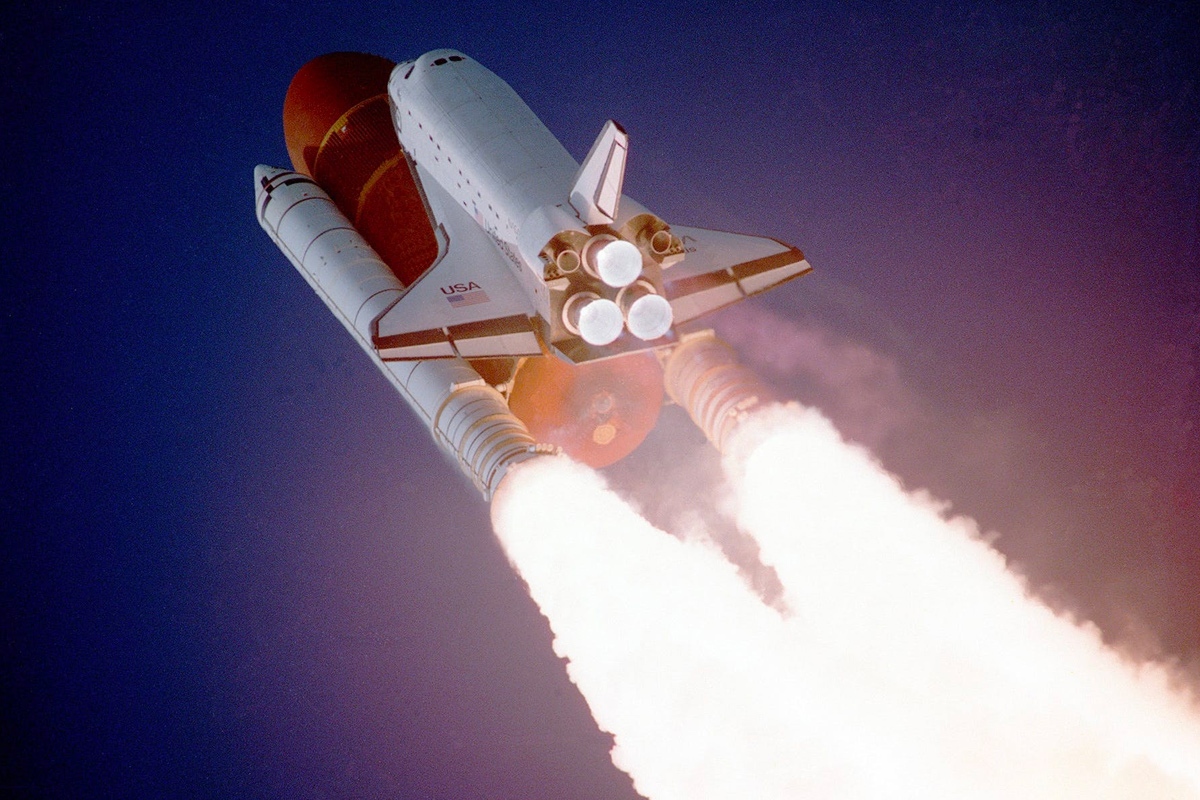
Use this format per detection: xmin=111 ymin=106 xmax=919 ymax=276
xmin=283 ymin=52 xmax=438 ymax=285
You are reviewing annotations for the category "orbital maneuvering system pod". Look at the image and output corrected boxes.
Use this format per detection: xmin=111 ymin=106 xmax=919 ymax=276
xmin=255 ymin=50 xmax=811 ymax=498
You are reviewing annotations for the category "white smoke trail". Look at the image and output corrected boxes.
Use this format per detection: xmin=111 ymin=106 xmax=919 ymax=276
xmin=728 ymin=404 xmax=1200 ymax=798
xmin=492 ymin=456 xmax=830 ymax=799
xmin=490 ymin=404 xmax=1200 ymax=799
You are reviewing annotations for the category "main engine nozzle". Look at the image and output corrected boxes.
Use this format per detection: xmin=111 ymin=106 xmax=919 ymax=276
xmin=563 ymin=291 xmax=624 ymax=346
xmin=582 ymin=234 xmax=642 ymax=288
xmin=618 ymin=281 xmax=673 ymax=341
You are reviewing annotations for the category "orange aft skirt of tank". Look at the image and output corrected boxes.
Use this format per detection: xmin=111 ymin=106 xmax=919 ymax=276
xmin=506 ymin=352 xmax=664 ymax=468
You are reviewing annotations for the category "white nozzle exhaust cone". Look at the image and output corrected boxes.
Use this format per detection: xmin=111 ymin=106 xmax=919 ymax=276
xmin=618 ymin=282 xmax=674 ymax=341
xmin=584 ymin=235 xmax=642 ymax=288
xmin=564 ymin=292 xmax=624 ymax=346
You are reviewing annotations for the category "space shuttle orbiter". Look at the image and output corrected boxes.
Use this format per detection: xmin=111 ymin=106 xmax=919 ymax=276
xmin=256 ymin=50 xmax=809 ymax=497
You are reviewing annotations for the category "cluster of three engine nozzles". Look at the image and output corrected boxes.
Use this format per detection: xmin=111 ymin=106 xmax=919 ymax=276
xmin=560 ymin=232 xmax=674 ymax=346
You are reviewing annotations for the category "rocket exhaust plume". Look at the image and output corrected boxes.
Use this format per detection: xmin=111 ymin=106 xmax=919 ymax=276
xmin=491 ymin=366 xmax=1200 ymax=798
xmin=725 ymin=405 xmax=1200 ymax=797
xmin=492 ymin=455 xmax=821 ymax=798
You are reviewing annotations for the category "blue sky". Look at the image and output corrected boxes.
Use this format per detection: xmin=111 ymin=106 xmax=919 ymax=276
xmin=4 ymin=2 xmax=1197 ymax=796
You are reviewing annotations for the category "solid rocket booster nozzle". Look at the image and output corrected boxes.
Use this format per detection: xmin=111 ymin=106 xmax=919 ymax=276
xmin=427 ymin=371 xmax=549 ymax=498
xmin=664 ymin=331 xmax=774 ymax=452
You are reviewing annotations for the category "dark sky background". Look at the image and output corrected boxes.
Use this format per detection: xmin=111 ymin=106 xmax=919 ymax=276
xmin=4 ymin=2 xmax=1197 ymax=797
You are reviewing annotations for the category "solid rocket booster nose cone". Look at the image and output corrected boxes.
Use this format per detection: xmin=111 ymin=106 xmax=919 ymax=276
xmin=577 ymin=298 xmax=624 ymax=345
xmin=254 ymin=164 xmax=288 ymax=186
xmin=626 ymin=293 xmax=674 ymax=340
xmin=588 ymin=238 xmax=642 ymax=287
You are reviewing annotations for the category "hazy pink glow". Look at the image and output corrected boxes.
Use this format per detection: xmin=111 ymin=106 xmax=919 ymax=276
xmin=490 ymin=405 xmax=1200 ymax=798
xmin=715 ymin=305 xmax=922 ymax=449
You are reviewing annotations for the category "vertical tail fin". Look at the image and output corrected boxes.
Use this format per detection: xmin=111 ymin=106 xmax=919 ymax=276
xmin=570 ymin=120 xmax=628 ymax=225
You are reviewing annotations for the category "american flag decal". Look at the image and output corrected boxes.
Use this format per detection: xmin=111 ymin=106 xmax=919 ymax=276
xmin=446 ymin=289 xmax=491 ymax=308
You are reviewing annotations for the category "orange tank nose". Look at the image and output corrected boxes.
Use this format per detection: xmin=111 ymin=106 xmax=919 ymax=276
xmin=282 ymin=52 xmax=437 ymax=286
xmin=507 ymin=352 xmax=664 ymax=468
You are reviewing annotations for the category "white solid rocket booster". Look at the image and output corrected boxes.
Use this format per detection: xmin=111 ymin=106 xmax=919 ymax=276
xmin=664 ymin=331 xmax=776 ymax=453
xmin=254 ymin=165 xmax=552 ymax=498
